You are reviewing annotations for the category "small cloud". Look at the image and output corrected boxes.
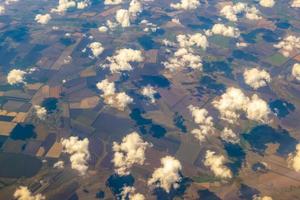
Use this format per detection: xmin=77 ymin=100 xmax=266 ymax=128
xmin=53 ymin=160 xmax=64 ymax=169
xmin=288 ymin=144 xmax=300 ymax=172
xmin=121 ymin=186 xmax=145 ymax=200
xmin=34 ymin=105 xmax=47 ymax=120
xmin=61 ymin=136 xmax=90 ymax=175
xmin=259 ymin=0 xmax=275 ymax=8
xmin=220 ymin=127 xmax=239 ymax=144
xmin=253 ymin=195 xmax=273 ymax=200
xmin=170 ymin=0 xmax=200 ymax=10
xmin=243 ymin=68 xmax=271 ymax=89
xmin=51 ymin=0 xmax=76 ymax=13
xmin=291 ymin=0 xmax=300 ymax=8
xmin=220 ymin=3 xmax=261 ymax=22
xmin=112 ymin=132 xmax=150 ymax=176
xmin=89 ymin=42 xmax=104 ymax=57
xmin=0 ymin=5 xmax=5 ymax=14
xmin=206 ymin=23 xmax=240 ymax=38
xmin=274 ymin=35 xmax=300 ymax=57
xmin=104 ymin=0 xmax=124 ymax=5
xmin=204 ymin=150 xmax=232 ymax=179
xmin=148 ymin=156 xmax=182 ymax=193
xmin=141 ymin=85 xmax=158 ymax=103
xmin=292 ymin=63 xmax=300 ymax=80
xmin=98 ymin=26 xmax=108 ymax=33
xmin=7 ymin=69 xmax=27 ymax=85
xmin=14 ymin=186 xmax=45 ymax=200
xmin=35 ymin=13 xmax=51 ymax=24
xmin=116 ymin=9 xmax=131 ymax=27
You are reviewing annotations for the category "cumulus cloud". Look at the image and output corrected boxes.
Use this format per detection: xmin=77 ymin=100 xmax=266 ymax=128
xmin=61 ymin=136 xmax=90 ymax=175
xmin=274 ymin=35 xmax=300 ymax=57
xmin=212 ymin=87 xmax=270 ymax=123
xmin=206 ymin=23 xmax=240 ymax=38
xmin=51 ymin=0 xmax=76 ymax=13
xmin=96 ymin=79 xmax=133 ymax=111
xmin=34 ymin=105 xmax=47 ymax=120
xmin=35 ymin=14 xmax=51 ymax=24
xmin=103 ymin=48 xmax=144 ymax=73
xmin=112 ymin=132 xmax=150 ymax=176
xmin=220 ymin=3 xmax=262 ymax=22
xmin=104 ymin=0 xmax=123 ymax=5
xmin=288 ymin=144 xmax=300 ymax=172
xmin=141 ymin=85 xmax=158 ymax=103
xmin=121 ymin=186 xmax=145 ymax=200
xmin=204 ymin=150 xmax=232 ymax=179
xmin=177 ymin=33 xmax=208 ymax=50
xmin=53 ymin=160 xmax=64 ymax=169
xmin=14 ymin=186 xmax=45 ymax=200
xmin=0 ymin=5 xmax=5 ymax=14
xmin=7 ymin=69 xmax=27 ymax=85
xmin=259 ymin=0 xmax=275 ymax=7
xmin=89 ymin=42 xmax=104 ymax=57
xmin=291 ymin=0 xmax=300 ymax=7
xmin=116 ymin=9 xmax=131 ymax=27
xmin=292 ymin=63 xmax=300 ymax=80
xmin=253 ymin=195 xmax=273 ymax=200
xmin=188 ymin=105 xmax=214 ymax=142
xmin=129 ymin=0 xmax=143 ymax=16
xmin=243 ymin=68 xmax=271 ymax=89
xmin=148 ymin=156 xmax=182 ymax=193
xmin=170 ymin=0 xmax=200 ymax=10
xmin=220 ymin=127 xmax=239 ymax=144
xmin=98 ymin=26 xmax=108 ymax=33
xmin=77 ymin=0 xmax=90 ymax=9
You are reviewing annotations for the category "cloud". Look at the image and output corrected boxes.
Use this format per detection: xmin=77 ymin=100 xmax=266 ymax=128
xmin=0 ymin=5 xmax=5 ymax=14
xmin=274 ymin=35 xmax=300 ymax=57
xmin=5 ymin=0 xmax=19 ymax=4
xmin=220 ymin=3 xmax=261 ymax=22
xmin=292 ymin=63 xmax=300 ymax=80
xmin=148 ymin=156 xmax=182 ymax=193
xmin=253 ymin=195 xmax=273 ymax=200
xmin=291 ymin=0 xmax=300 ymax=7
xmin=98 ymin=26 xmax=108 ymax=32
xmin=204 ymin=150 xmax=232 ymax=179
xmin=103 ymin=48 xmax=144 ymax=73
xmin=112 ymin=132 xmax=150 ymax=176
xmin=51 ymin=0 xmax=76 ymax=13
xmin=34 ymin=105 xmax=47 ymax=120
xmin=243 ymin=68 xmax=271 ymax=89
xmin=89 ymin=42 xmax=104 ymax=57
xmin=259 ymin=0 xmax=275 ymax=7
xmin=206 ymin=23 xmax=240 ymax=38
xmin=7 ymin=69 xmax=27 ymax=85
xmin=53 ymin=160 xmax=64 ymax=169
xmin=288 ymin=144 xmax=300 ymax=172
xmin=121 ymin=186 xmax=145 ymax=200
xmin=129 ymin=0 xmax=143 ymax=16
xmin=35 ymin=14 xmax=51 ymax=24
xmin=96 ymin=79 xmax=133 ymax=110
xmin=141 ymin=85 xmax=157 ymax=103
xmin=104 ymin=0 xmax=124 ymax=5
xmin=77 ymin=0 xmax=90 ymax=9
xmin=14 ymin=186 xmax=45 ymax=200
xmin=188 ymin=105 xmax=214 ymax=142
xmin=212 ymin=87 xmax=270 ymax=123
xmin=170 ymin=0 xmax=200 ymax=10
xmin=61 ymin=136 xmax=90 ymax=175
xmin=177 ymin=33 xmax=208 ymax=50
xmin=220 ymin=127 xmax=239 ymax=144
xmin=116 ymin=9 xmax=131 ymax=27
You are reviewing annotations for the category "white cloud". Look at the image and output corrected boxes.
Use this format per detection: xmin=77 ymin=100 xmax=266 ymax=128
xmin=7 ymin=69 xmax=27 ymax=85
xmin=14 ymin=186 xmax=45 ymax=200
xmin=98 ymin=26 xmax=108 ymax=33
xmin=112 ymin=132 xmax=150 ymax=176
xmin=259 ymin=0 xmax=275 ymax=7
xmin=253 ymin=195 xmax=273 ymax=200
xmin=104 ymin=0 xmax=124 ymax=5
xmin=291 ymin=0 xmax=300 ymax=7
xmin=77 ymin=0 xmax=90 ymax=9
xmin=220 ymin=127 xmax=239 ymax=144
xmin=212 ymin=87 xmax=270 ymax=123
xmin=148 ymin=156 xmax=182 ymax=193
xmin=35 ymin=14 xmax=51 ymax=24
xmin=206 ymin=23 xmax=240 ymax=38
xmin=97 ymin=79 xmax=133 ymax=110
xmin=61 ymin=136 xmax=90 ymax=175
xmin=121 ymin=186 xmax=145 ymax=200
xmin=103 ymin=48 xmax=144 ymax=73
xmin=163 ymin=48 xmax=202 ymax=71
xmin=204 ymin=150 xmax=232 ymax=179
xmin=288 ymin=144 xmax=300 ymax=172
xmin=116 ymin=9 xmax=131 ymax=27
xmin=34 ymin=105 xmax=47 ymax=120
xmin=292 ymin=63 xmax=300 ymax=80
xmin=129 ymin=0 xmax=143 ymax=16
xmin=177 ymin=33 xmax=208 ymax=50
xmin=0 ymin=5 xmax=5 ymax=14
xmin=274 ymin=35 xmax=300 ymax=57
xmin=51 ymin=0 xmax=76 ymax=13
xmin=220 ymin=3 xmax=262 ymax=22
xmin=141 ymin=85 xmax=157 ymax=103
xmin=89 ymin=42 xmax=104 ymax=57
xmin=53 ymin=160 xmax=64 ymax=169
xmin=243 ymin=68 xmax=271 ymax=89
xmin=236 ymin=42 xmax=248 ymax=48
xmin=188 ymin=105 xmax=214 ymax=142
xmin=170 ymin=0 xmax=200 ymax=10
